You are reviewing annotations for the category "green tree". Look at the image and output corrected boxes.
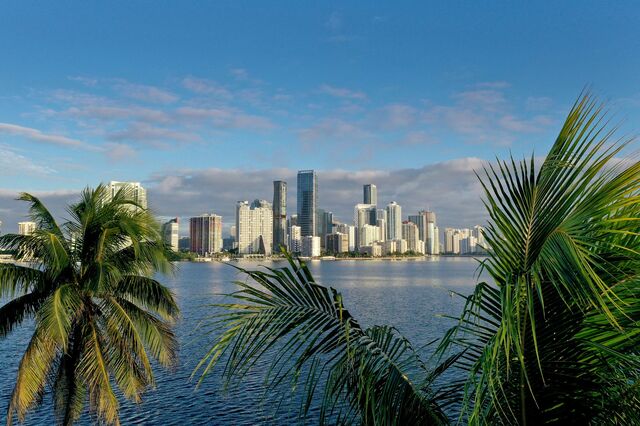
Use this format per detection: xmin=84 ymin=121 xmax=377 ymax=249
xmin=196 ymin=93 xmax=640 ymax=425
xmin=0 ymin=185 xmax=179 ymax=425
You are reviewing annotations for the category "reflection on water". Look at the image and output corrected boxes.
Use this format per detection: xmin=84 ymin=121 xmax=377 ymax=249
xmin=0 ymin=257 xmax=485 ymax=425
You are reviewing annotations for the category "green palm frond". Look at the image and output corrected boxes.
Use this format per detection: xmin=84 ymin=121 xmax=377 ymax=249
xmin=437 ymin=93 xmax=640 ymax=424
xmin=195 ymin=254 xmax=448 ymax=425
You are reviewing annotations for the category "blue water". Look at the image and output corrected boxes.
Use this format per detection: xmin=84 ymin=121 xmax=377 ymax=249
xmin=0 ymin=257 xmax=484 ymax=425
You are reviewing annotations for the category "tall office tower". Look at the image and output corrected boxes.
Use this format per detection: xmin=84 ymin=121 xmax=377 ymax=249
xmin=289 ymin=225 xmax=302 ymax=254
xmin=363 ymin=184 xmax=377 ymax=206
xmin=108 ymin=181 xmax=147 ymax=209
xmin=336 ymin=223 xmax=356 ymax=252
xmin=402 ymin=221 xmax=421 ymax=253
xmin=297 ymin=170 xmax=317 ymax=237
xmin=17 ymin=221 xmax=36 ymax=236
xmin=317 ymin=210 xmax=333 ymax=248
xmin=162 ymin=218 xmax=180 ymax=252
xmin=272 ymin=180 xmax=287 ymax=252
xmin=189 ymin=214 xmax=222 ymax=255
xmin=433 ymin=226 xmax=440 ymax=254
xmin=288 ymin=214 xmax=298 ymax=227
xmin=236 ymin=200 xmax=273 ymax=256
xmin=315 ymin=208 xmax=324 ymax=235
xmin=386 ymin=201 xmax=402 ymax=240
xmin=408 ymin=212 xmax=426 ymax=242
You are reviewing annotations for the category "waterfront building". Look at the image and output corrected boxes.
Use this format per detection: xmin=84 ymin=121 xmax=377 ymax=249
xmin=402 ymin=221 xmax=421 ymax=253
xmin=236 ymin=200 xmax=273 ymax=256
xmin=326 ymin=232 xmax=349 ymax=254
xmin=360 ymin=243 xmax=382 ymax=257
xmin=382 ymin=240 xmax=396 ymax=256
xmin=363 ymin=184 xmax=377 ymax=206
xmin=358 ymin=224 xmax=380 ymax=249
xmin=17 ymin=221 xmax=36 ymax=236
xmin=108 ymin=181 xmax=147 ymax=209
xmin=335 ymin=223 xmax=356 ymax=252
xmin=161 ymin=218 xmax=179 ymax=251
xmin=189 ymin=214 xmax=222 ymax=255
xmin=289 ymin=225 xmax=302 ymax=254
xmin=272 ymin=180 xmax=287 ymax=252
xmin=386 ymin=201 xmax=402 ymax=240
xmin=297 ymin=170 xmax=317 ymax=237
xmin=354 ymin=203 xmax=376 ymax=248
xmin=301 ymin=235 xmax=321 ymax=257
xmin=394 ymin=239 xmax=408 ymax=254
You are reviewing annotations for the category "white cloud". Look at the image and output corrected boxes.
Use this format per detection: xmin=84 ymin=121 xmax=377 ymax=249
xmin=0 ymin=123 xmax=97 ymax=150
xmin=113 ymin=81 xmax=179 ymax=104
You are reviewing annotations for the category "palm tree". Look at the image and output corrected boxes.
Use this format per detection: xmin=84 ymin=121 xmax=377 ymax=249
xmin=196 ymin=93 xmax=640 ymax=425
xmin=0 ymin=185 xmax=179 ymax=426
xmin=436 ymin=95 xmax=640 ymax=424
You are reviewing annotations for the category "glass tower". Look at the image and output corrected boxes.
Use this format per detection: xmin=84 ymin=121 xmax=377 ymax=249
xmin=297 ymin=170 xmax=317 ymax=237
xmin=272 ymin=180 xmax=287 ymax=252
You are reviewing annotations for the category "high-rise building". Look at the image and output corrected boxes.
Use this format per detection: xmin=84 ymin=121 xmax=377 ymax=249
xmin=272 ymin=180 xmax=287 ymax=252
xmin=189 ymin=214 xmax=222 ymax=255
xmin=162 ymin=218 xmax=179 ymax=252
xmin=17 ymin=221 xmax=36 ymax=236
xmin=335 ymin=223 xmax=356 ymax=252
xmin=108 ymin=181 xmax=147 ymax=209
xmin=289 ymin=225 xmax=302 ymax=254
xmin=402 ymin=221 xmax=421 ymax=253
xmin=376 ymin=218 xmax=387 ymax=242
xmin=297 ymin=170 xmax=317 ymax=237
xmin=354 ymin=204 xmax=377 ymax=248
xmin=301 ymin=235 xmax=321 ymax=258
xmin=236 ymin=200 xmax=273 ymax=255
xmin=358 ymin=224 xmax=380 ymax=249
xmin=386 ymin=201 xmax=402 ymax=240
xmin=326 ymin=232 xmax=349 ymax=254
xmin=363 ymin=184 xmax=377 ymax=206
xmin=315 ymin=208 xmax=333 ymax=247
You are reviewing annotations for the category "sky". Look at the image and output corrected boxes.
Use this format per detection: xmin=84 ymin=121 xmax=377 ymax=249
xmin=1 ymin=1 xmax=639 ymax=233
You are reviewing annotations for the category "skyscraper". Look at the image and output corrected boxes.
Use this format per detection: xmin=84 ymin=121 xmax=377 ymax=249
xmin=162 ymin=218 xmax=179 ymax=252
xmin=297 ymin=170 xmax=317 ymax=237
xmin=108 ymin=181 xmax=147 ymax=209
xmin=189 ymin=214 xmax=222 ymax=255
xmin=363 ymin=184 xmax=377 ymax=206
xmin=354 ymin=204 xmax=377 ymax=248
xmin=272 ymin=180 xmax=287 ymax=252
xmin=236 ymin=200 xmax=273 ymax=255
xmin=386 ymin=201 xmax=402 ymax=240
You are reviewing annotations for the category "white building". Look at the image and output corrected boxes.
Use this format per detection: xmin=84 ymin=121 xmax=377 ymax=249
xmin=402 ymin=221 xmax=421 ymax=253
xmin=108 ymin=181 xmax=147 ymax=209
xmin=302 ymin=235 xmax=321 ymax=257
xmin=289 ymin=225 xmax=302 ymax=254
xmin=360 ymin=243 xmax=382 ymax=257
xmin=236 ymin=200 xmax=273 ymax=256
xmin=17 ymin=221 xmax=36 ymax=236
xmin=358 ymin=224 xmax=380 ymax=249
xmin=162 ymin=218 xmax=179 ymax=252
xmin=386 ymin=201 xmax=402 ymax=240
xmin=335 ymin=223 xmax=356 ymax=252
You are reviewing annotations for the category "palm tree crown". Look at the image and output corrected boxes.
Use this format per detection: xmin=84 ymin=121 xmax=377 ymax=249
xmin=0 ymin=185 xmax=179 ymax=425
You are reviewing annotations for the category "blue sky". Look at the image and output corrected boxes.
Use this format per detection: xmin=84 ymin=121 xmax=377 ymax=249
xmin=1 ymin=1 xmax=639 ymax=232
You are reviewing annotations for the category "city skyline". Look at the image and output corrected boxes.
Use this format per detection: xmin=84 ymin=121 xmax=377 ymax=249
xmin=2 ymin=3 xmax=640 ymax=236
